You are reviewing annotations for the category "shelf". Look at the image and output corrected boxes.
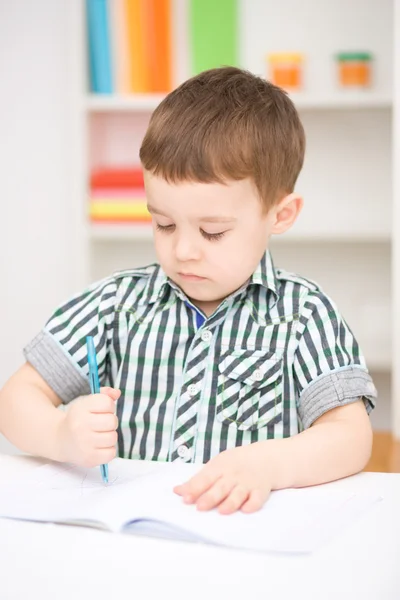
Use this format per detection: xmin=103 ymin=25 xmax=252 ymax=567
xmin=89 ymin=224 xmax=390 ymax=244
xmin=85 ymin=94 xmax=166 ymax=112
xmin=90 ymin=224 xmax=153 ymax=240
xmin=85 ymin=92 xmax=392 ymax=113
xmin=288 ymin=91 xmax=392 ymax=110
xmin=275 ymin=230 xmax=391 ymax=243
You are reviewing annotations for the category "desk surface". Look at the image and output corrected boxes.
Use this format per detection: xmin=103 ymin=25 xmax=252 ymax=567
xmin=1 ymin=455 xmax=399 ymax=600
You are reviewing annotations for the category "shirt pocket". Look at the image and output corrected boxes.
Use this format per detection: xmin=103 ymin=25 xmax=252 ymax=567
xmin=216 ymin=349 xmax=284 ymax=431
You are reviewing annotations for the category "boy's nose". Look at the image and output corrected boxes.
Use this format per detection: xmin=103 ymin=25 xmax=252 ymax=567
xmin=174 ymin=234 xmax=201 ymax=262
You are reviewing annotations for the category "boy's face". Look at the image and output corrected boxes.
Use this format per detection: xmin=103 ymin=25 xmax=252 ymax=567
xmin=145 ymin=173 xmax=276 ymax=316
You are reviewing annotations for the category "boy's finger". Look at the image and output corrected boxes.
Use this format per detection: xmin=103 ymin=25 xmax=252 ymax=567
xmin=90 ymin=413 xmax=118 ymax=432
xmin=93 ymin=430 xmax=118 ymax=449
xmin=174 ymin=468 xmax=218 ymax=502
xmin=240 ymin=488 xmax=266 ymax=514
xmin=88 ymin=393 xmax=115 ymax=414
xmin=195 ymin=477 xmax=236 ymax=511
xmin=217 ymin=484 xmax=249 ymax=515
xmin=100 ymin=387 xmax=121 ymax=401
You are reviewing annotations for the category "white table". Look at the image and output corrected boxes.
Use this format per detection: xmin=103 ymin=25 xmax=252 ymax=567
xmin=0 ymin=455 xmax=399 ymax=600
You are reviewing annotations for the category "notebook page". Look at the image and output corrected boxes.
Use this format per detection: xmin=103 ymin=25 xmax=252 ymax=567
xmin=0 ymin=460 xmax=164 ymax=530
xmin=110 ymin=465 xmax=383 ymax=554
xmin=0 ymin=461 xmax=383 ymax=552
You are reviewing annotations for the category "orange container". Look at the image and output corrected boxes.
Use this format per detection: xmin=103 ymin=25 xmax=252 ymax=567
xmin=267 ymin=53 xmax=303 ymax=90
xmin=336 ymin=52 xmax=372 ymax=87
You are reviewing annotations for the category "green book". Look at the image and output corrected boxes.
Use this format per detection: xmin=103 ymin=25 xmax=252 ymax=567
xmin=189 ymin=0 xmax=238 ymax=74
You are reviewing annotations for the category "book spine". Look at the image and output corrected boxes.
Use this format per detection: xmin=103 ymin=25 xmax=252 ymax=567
xmin=90 ymin=188 xmax=146 ymax=199
xmin=109 ymin=0 xmax=130 ymax=93
xmin=89 ymin=201 xmax=151 ymax=221
xmin=145 ymin=0 xmax=172 ymax=92
xmin=90 ymin=168 xmax=144 ymax=188
xmin=189 ymin=0 xmax=238 ymax=75
xmin=125 ymin=0 xmax=149 ymax=92
xmin=86 ymin=0 xmax=114 ymax=93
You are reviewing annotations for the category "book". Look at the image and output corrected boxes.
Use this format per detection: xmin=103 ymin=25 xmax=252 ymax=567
xmin=89 ymin=200 xmax=151 ymax=223
xmin=109 ymin=0 xmax=130 ymax=93
xmin=0 ymin=459 xmax=382 ymax=554
xmin=125 ymin=0 xmax=149 ymax=93
xmin=145 ymin=0 xmax=172 ymax=92
xmin=189 ymin=0 xmax=238 ymax=74
xmin=86 ymin=0 xmax=114 ymax=94
xmin=90 ymin=167 xmax=144 ymax=188
xmin=124 ymin=0 xmax=172 ymax=93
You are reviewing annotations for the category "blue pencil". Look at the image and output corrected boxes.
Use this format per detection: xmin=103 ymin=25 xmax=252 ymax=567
xmin=86 ymin=336 xmax=109 ymax=484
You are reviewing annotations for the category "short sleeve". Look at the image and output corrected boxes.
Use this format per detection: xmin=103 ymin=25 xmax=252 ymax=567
xmin=293 ymin=291 xmax=377 ymax=429
xmin=23 ymin=276 xmax=117 ymax=403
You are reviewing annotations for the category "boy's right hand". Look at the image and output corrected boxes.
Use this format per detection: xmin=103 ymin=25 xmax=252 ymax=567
xmin=56 ymin=386 xmax=120 ymax=467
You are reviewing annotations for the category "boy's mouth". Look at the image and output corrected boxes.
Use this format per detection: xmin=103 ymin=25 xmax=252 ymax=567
xmin=178 ymin=272 xmax=207 ymax=282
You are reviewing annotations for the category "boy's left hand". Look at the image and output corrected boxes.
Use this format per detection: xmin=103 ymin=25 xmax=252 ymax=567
xmin=173 ymin=443 xmax=273 ymax=514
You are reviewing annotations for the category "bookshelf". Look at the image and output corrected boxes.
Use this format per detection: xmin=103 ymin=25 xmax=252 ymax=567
xmin=85 ymin=92 xmax=393 ymax=112
xmin=73 ymin=0 xmax=396 ymax=435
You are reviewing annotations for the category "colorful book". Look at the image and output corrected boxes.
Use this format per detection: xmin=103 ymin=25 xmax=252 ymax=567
xmin=91 ymin=188 xmax=146 ymax=198
xmin=109 ymin=0 xmax=130 ymax=93
xmin=90 ymin=168 xmax=144 ymax=189
xmin=89 ymin=184 xmax=149 ymax=223
xmin=189 ymin=0 xmax=238 ymax=74
xmin=125 ymin=0 xmax=148 ymax=92
xmin=89 ymin=201 xmax=151 ymax=222
xmin=86 ymin=0 xmax=114 ymax=93
xmin=145 ymin=0 xmax=172 ymax=92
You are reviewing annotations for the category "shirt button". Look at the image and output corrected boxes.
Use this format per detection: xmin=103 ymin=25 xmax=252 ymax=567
xmin=201 ymin=330 xmax=212 ymax=343
xmin=177 ymin=445 xmax=192 ymax=460
xmin=188 ymin=384 xmax=198 ymax=396
xmin=253 ymin=369 xmax=263 ymax=382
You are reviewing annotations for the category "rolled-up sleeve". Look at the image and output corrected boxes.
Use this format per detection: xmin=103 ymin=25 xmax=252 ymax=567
xmin=293 ymin=291 xmax=377 ymax=429
xmin=23 ymin=276 xmax=117 ymax=403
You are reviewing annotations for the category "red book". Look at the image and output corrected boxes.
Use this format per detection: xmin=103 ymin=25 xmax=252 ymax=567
xmin=90 ymin=168 xmax=144 ymax=189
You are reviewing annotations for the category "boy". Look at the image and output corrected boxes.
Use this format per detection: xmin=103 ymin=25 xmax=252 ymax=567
xmin=0 ymin=67 xmax=377 ymax=515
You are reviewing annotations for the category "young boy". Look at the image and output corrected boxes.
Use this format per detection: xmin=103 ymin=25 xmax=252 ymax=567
xmin=0 ymin=67 xmax=377 ymax=515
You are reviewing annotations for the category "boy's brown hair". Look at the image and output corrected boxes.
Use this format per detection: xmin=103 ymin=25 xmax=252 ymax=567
xmin=140 ymin=66 xmax=305 ymax=211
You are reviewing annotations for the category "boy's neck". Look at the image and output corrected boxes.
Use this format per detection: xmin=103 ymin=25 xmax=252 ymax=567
xmin=190 ymin=299 xmax=223 ymax=318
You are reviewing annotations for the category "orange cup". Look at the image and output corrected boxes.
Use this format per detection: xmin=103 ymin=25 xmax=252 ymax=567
xmin=336 ymin=52 xmax=372 ymax=87
xmin=267 ymin=53 xmax=304 ymax=90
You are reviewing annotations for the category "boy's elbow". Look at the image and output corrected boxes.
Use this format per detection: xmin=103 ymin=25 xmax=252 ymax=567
xmin=357 ymin=413 xmax=374 ymax=471
xmin=344 ymin=401 xmax=374 ymax=473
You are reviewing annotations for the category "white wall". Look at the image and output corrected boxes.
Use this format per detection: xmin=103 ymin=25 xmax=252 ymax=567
xmin=0 ymin=1 xmax=80 ymax=451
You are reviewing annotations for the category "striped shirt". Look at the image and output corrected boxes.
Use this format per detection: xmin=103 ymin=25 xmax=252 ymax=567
xmin=24 ymin=251 xmax=377 ymax=464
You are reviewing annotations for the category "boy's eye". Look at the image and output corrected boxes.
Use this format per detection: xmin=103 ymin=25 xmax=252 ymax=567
xmin=156 ymin=223 xmax=175 ymax=232
xmin=201 ymin=230 xmax=226 ymax=241
xmin=156 ymin=223 xmax=226 ymax=241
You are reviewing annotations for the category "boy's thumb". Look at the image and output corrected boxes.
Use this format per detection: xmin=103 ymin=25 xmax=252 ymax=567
xmin=100 ymin=386 xmax=121 ymax=401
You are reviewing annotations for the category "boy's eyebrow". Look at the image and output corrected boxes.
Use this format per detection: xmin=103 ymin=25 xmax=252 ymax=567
xmin=147 ymin=204 xmax=236 ymax=223
xmin=147 ymin=205 xmax=168 ymax=216
xmin=199 ymin=216 xmax=237 ymax=223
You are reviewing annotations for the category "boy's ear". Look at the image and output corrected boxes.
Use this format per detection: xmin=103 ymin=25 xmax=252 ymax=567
xmin=270 ymin=193 xmax=303 ymax=235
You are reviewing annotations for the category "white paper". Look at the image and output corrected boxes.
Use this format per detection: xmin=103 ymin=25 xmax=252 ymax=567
xmin=0 ymin=461 xmax=382 ymax=553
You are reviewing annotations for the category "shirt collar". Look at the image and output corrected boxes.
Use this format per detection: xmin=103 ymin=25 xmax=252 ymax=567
xmin=144 ymin=251 xmax=279 ymax=306
xmin=249 ymin=251 xmax=279 ymax=297
xmin=143 ymin=265 xmax=187 ymax=306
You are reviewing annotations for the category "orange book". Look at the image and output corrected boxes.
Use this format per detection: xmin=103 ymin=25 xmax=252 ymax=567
xmin=145 ymin=0 xmax=172 ymax=92
xmin=125 ymin=0 xmax=148 ymax=92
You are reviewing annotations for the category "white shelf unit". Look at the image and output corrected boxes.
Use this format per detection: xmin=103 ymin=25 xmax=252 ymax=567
xmin=75 ymin=0 xmax=396 ymax=434
xmin=86 ymin=92 xmax=392 ymax=112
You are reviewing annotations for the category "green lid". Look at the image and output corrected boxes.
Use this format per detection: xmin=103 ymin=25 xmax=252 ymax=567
xmin=336 ymin=52 xmax=372 ymax=61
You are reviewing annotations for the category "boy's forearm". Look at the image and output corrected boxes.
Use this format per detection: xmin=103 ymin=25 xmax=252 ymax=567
xmin=0 ymin=377 xmax=64 ymax=461
xmin=262 ymin=402 xmax=373 ymax=490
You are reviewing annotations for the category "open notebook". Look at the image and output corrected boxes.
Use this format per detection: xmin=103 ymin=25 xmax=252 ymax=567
xmin=0 ymin=459 xmax=382 ymax=554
